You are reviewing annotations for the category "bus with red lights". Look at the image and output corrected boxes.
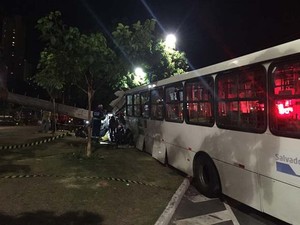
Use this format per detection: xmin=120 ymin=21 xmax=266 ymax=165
xmin=124 ymin=39 xmax=300 ymax=224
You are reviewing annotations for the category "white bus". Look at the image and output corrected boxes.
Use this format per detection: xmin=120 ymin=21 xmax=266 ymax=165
xmin=124 ymin=39 xmax=300 ymax=225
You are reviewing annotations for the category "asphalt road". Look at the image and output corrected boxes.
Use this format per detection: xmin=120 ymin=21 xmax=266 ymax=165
xmin=169 ymin=185 xmax=290 ymax=225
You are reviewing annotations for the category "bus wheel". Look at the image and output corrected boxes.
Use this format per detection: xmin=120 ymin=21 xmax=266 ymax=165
xmin=194 ymin=154 xmax=221 ymax=198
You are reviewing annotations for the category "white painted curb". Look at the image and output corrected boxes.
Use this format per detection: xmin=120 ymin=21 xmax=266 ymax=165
xmin=154 ymin=177 xmax=190 ymax=225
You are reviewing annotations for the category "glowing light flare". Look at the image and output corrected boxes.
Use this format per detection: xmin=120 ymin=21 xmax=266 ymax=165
xmin=165 ymin=34 xmax=176 ymax=49
xmin=284 ymin=100 xmax=291 ymax=107
xmin=134 ymin=67 xmax=146 ymax=85
xmin=276 ymin=103 xmax=293 ymax=115
xmin=148 ymin=84 xmax=156 ymax=89
xmin=134 ymin=67 xmax=145 ymax=77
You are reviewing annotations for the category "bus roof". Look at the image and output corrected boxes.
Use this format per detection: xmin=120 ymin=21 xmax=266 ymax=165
xmin=126 ymin=39 xmax=300 ymax=94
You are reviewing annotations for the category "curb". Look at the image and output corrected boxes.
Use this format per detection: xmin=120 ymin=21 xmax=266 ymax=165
xmin=154 ymin=177 xmax=191 ymax=225
xmin=0 ymin=132 xmax=70 ymax=150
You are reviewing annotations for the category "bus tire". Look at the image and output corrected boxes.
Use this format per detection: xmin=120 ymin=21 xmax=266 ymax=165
xmin=194 ymin=154 xmax=221 ymax=198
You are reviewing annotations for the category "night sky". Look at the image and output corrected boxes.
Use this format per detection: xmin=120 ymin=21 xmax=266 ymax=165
xmin=3 ymin=0 xmax=300 ymax=70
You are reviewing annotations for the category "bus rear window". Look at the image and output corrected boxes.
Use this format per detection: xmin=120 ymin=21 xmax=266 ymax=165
xmin=216 ymin=66 xmax=266 ymax=133
xmin=133 ymin=93 xmax=141 ymax=117
xmin=141 ymin=91 xmax=150 ymax=118
xmin=269 ymin=59 xmax=300 ymax=138
xmin=150 ymin=87 xmax=164 ymax=120
xmin=165 ymin=83 xmax=184 ymax=122
xmin=126 ymin=95 xmax=133 ymax=116
xmin=185 ymin=76 xmax=214 ymax=126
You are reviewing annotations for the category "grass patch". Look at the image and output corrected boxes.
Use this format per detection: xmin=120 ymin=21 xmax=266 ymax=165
xmin=0 ymin=136 xmax=184 ymax=225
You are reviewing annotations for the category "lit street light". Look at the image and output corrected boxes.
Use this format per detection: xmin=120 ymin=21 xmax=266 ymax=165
xmin=134 ymin=67 xmax=145 ymax=77
xmin=165 ymin=34 xmax=176 ymax=50
xmin=134 ymin=67 xmax=146 ymax=85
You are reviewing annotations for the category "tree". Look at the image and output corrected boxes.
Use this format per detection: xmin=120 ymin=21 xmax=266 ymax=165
xmin=112 ymin=19 xmax=189 ymax=88
xmin=34 ymin=11 xmax=116 ymax=157
xmin=34 ymin=11 xmax=76 ymax=134
xmin=72 ymin=32 xmax=116 ymax=157
xmin=34 ymin=48 xmax=65 ymax=133
xmin=0 ymin=48 xmax=8 ymax=100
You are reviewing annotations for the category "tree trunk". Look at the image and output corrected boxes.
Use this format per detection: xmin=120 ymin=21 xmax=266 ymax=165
xmin=86 ymin=88 xmax=93 ymax=157
xmin=52 ymin=98 xmax=57 ymax=135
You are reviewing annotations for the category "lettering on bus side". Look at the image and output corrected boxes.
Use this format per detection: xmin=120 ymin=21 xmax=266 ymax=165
xmin=275 ymin=154 xmax=300 ymax=177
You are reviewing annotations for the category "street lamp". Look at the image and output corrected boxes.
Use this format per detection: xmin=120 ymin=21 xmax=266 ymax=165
xmin=165 ymin=34 xmax=176 ymax=50
xmin=134 ymin=67 xmax=146 ymax=85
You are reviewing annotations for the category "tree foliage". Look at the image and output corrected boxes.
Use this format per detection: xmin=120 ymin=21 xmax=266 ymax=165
xmin=34 ymin=11 xmax=116 ymax=157
xmin=35 ymin=11 xmax=117 ymax=97
xmin=33 ymin=12 xmax=190 ymax=155
xmin=35 ymin=11 xmax=78 ymax=99
xmin=112 ymin=19 xmax=189 ymax=88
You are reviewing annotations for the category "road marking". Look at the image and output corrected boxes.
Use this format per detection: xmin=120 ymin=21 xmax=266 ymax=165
xmin=173 ymin=194 xmax=240 ymax=225
xmin=174 ymin=210 xmax=234 ymax=225
xmin=224 ymin=202 xmax=240 ymax=225
xmin=155 ymin=178 xmax=190 ymax=225
xmin=187 ymin=194 xmax=216 ymax=203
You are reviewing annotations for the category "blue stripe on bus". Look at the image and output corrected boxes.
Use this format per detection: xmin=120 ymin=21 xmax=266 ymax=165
xmin=276 ymin=162 xmax=300 ymax=177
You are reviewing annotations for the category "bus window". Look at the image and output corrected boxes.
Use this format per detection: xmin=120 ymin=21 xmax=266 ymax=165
xmin=269 ymin=59 xmax=300 ymax=138
xmin=165 ymin=82 xmax=184 ymax=122
xmin=216 ymin=66 xmax=266 ymax=132
xmin=185 ymin=76 xmax=214 ymax=126
xmin=133 ymin=93 xmax=141 ymax=117
xmin=141 ymin=91 xmax=150 ymax=118
xmin=150 ymin=87 xmax=164 ymax=120
xmin=126 ymin=95 xmax=133 ymax=116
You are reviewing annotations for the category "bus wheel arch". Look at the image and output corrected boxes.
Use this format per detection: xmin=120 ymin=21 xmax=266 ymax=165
xmin=193 ymin=152 xmax=222 ymax=198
